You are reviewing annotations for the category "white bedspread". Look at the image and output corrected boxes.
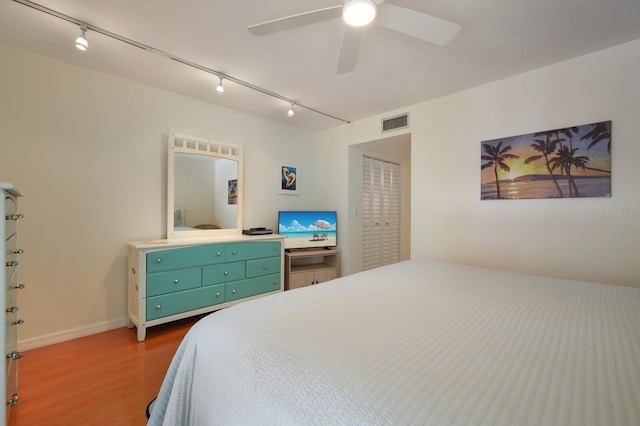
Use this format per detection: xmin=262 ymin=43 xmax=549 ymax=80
xmin=148 ymin=259 xmax=640 ymax=425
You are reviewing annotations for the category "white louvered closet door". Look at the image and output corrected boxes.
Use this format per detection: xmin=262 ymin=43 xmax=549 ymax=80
xmin=362 ymin=156 xmax=401 ymax=271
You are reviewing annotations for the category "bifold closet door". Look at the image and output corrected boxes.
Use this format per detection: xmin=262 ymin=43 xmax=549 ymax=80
xmin=362 ymin=156 xmax=400 ymax=271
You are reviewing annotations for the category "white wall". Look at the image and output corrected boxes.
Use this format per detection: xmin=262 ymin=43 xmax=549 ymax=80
xmin=0 ymin=45 xmax=322 ymax=348
xmin=318 ymin=39 xmax=640 ymax=288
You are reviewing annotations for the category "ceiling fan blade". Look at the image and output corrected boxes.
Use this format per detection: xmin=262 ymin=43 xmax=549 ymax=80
xmin=336 ymin=26 xmax=364 ymax=74
xmin=378 ymin=4 xmax=460 ymax=46
xmin=248 ymin=6 xmax=343 ymax=36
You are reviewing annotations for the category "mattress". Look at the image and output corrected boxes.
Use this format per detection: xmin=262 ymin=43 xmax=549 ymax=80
xmin=148 ymin=259 xmax=640 ymax=425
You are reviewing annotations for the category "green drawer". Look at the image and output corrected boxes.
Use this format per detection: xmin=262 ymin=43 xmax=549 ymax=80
xmin=146 ymin=284 xmax=225 ymax=320
xmin=203 ymin=262 xmax=245 ymax=285
xmin=226 ymin=273 xmax=281 ymax=301
xmin=226 ymin=241 xmax=281 ymax=262
xmin=147 ymin=267 xmax=202 ymax=297
xmin=147 ymin=244 xmax=225 ymax=273
xmin=246 ymin=256 xmax=281 ymax=278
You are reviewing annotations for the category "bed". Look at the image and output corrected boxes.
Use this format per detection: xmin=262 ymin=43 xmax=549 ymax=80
xmin=148 ymin=259 xmax=640 ymax=425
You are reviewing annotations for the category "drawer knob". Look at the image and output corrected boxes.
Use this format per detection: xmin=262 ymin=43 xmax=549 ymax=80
xmin=263 ymin=265 xmax=269 ymax=270
xmin=232 ymin=250 xmax=237 ymax=255
xmin=173 ymin=279 xmax=180 ymax=284
xmin=232 ymin=289 xmax=237 ymax=294
xmin=216 ymin=251 xmax=222 ymax=256
xmin=215 ymin=292 xmax=221 ymax=297
xmin=7 ymin=394 xmax=19 ymax=406
xmin=6 ymin=306 xmax=18 ymax=314
xmin=6 ymin=351 xmax=23 ymax=361
xmin=155 ymin=258 xmax=163 ymax=264
xmin=155 ymin=305 xmax=162 ymax=310
xmin=273 ymin=280 xmax=278 ymax=286
xmin=224 ymin=271 xmax=228 ymax=276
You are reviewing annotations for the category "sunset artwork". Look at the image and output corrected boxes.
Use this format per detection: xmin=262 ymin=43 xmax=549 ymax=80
xmin=481 ymin=121 xmax=611 ymax=200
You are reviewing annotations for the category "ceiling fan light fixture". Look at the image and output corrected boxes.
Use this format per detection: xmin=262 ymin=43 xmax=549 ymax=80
xmin=343 ymin=0 xmax=377 ymax=27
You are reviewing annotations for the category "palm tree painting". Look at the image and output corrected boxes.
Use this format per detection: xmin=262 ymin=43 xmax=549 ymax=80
xmin=481 ymin=121 xmax=611 ymax=200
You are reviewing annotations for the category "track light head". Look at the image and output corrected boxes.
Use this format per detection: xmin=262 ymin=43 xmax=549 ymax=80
xmin=75 ymin=25 xmax=88 ymax=51
xmin=287 ymin=103 xmax=295 ymax=117
xmin=343 ymin=0 xmax=377 ymax=27
xmin=216 ymin=76 xmax=224 ymax=93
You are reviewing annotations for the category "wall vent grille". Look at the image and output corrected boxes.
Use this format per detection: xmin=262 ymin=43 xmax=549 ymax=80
xmin=381 ymin=113 xmax=409 ymax=133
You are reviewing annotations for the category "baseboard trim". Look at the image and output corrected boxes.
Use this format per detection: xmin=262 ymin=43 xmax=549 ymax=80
xmin=18 ymin=318 xmax=130 ymax=351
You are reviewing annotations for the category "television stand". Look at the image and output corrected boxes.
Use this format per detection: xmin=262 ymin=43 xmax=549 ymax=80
xmin=284 ymin=248 xmax=340 ymax=290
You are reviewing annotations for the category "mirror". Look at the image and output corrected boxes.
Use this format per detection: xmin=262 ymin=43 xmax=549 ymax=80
xmin=167 ymin=130 xmax=243 ymax=239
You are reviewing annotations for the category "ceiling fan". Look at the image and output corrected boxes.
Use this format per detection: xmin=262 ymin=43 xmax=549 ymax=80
xmin=248 ymin=0 xmax=460 ymax=74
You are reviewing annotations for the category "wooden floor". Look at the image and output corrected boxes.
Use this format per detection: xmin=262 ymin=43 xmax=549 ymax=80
xmin=7 ymin=316 xmax=202 ymax=426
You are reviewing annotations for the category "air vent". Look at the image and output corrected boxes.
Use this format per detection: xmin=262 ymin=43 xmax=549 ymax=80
xmin=381 ymin=113 xmax=409 ymax=133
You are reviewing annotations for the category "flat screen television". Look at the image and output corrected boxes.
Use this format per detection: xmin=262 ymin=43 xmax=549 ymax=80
xmin=278 ymin=211 xmax=337 ymax=250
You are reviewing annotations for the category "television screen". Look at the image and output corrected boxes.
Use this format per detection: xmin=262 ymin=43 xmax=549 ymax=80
xmin=278 ymin=211 xmax=337 ymax=250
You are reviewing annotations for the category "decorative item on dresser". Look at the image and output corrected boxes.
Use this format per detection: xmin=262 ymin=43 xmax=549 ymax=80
xmin=1 ymin=183 xmax=24 ymax=421
xmin=128 ymin=235 xmax=285 ymax=341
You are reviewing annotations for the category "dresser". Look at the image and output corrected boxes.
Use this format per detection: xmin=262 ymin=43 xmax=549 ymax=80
xmin=128 ymin=235 xmax=284 ymax=341
xmin=2 ymin=183 xmax=24 ymax=421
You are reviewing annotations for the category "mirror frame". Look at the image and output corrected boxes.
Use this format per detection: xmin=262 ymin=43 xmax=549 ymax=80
xmin=167 ymin=129 xmax=243 ymax=239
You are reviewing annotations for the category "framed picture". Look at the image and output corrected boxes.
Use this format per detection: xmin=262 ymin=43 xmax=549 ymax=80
xmin=481 ymin=120 xmax=611 ymax=200
xmin=228 ymin=179 xmax=238 ymax=204
xmin=279 ymin=165 xmax=299 ymax=195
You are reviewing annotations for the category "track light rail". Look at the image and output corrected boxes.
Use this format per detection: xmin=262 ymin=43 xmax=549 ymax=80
xmin=12 ymin=0 xmax=351 ymax=124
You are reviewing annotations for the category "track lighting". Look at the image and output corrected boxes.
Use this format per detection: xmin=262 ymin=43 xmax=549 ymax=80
xmin=75 ymin=25 xmax=88 ymax=51
xmin=343 ymin=0 xmax=377 ymax=27
xmin=12 ymin=0 xmax=351 ymax=124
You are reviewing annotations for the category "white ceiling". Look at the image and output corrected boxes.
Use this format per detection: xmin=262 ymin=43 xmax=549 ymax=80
xmin=2 ymin=0 xmax=640 ymax=132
